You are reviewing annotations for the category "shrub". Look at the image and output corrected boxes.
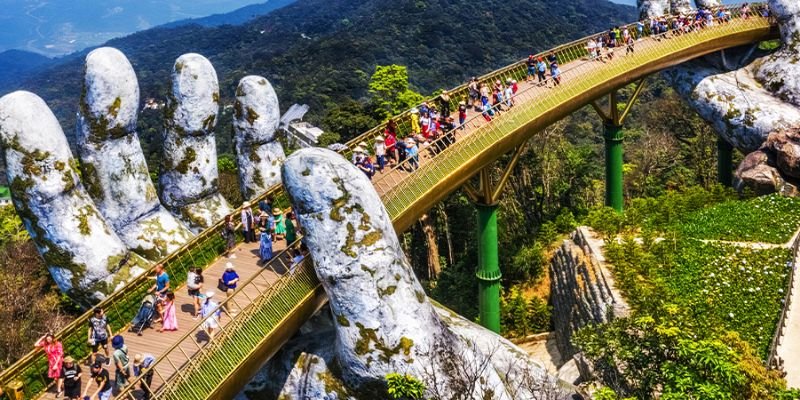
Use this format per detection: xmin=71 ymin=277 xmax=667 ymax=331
xmin=386 ymin=373 xmax=426 ymax=400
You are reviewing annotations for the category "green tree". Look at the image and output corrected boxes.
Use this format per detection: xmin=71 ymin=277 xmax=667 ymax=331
xmin=386 ymin=373 xmax=426 ymax=399
xmin=368 ymin=65 xmax=424 ymax=120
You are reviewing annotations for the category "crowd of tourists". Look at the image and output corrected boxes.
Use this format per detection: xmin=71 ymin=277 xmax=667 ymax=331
xmin=349 ymin=3 xmax=763 ymax=180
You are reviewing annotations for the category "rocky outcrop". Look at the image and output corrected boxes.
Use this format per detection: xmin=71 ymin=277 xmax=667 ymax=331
xmin=77 ymin=47 xmax=193 ymax=260
xmin=735 ymin=129 xmax=800 ymax=195
xmin=656 ymin=0 xmax=800 ymax=184
xmin=261 ymin=148 xmax=574 ymax=399
xmin=550 ymin=227 xmax=629 ymax=359
xmin=0 ymin=91 xmax=148 ymax=304
xmin=233 ymin=75 xmax=286 ymax=200
xmin=159 ymin=53 xmax=232 ymax=230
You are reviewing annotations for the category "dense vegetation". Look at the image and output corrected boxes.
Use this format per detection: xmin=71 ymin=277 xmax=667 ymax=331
xmin=574 ymin=189 xmax=800 ymax=398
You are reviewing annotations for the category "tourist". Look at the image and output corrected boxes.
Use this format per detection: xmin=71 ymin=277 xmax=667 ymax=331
xmin=374 ymin=136 xmax=386 ymax=172
xmin=587 ymin=39 xmax=597 ymax=60
xmin=481 ymin=100 xmax=494 ymax=122
xmin=405 ymin=138 xmax=419 ymax=171
xmin=158 ymin=292 xmax=178 ymax=332
xmin=285 ymin=211 xmax=297 ymax=244
xmin=526 ymin=55 xmax=537 ymax=81
xmin=149 ymin=263 xmax=170 ymax=300
xmin=467 ymin=76 xmax=481 ymax=108
xmin=258 ymin=197 xmax=272 ymax=214
xmin=111 ymin=335 xmax=130 ymax=391
xmin=458 ymin=101 xmax=468 ymax=129
xmin=504 ymin=83 xmax=514 ymax=108
xmin=241 ymin=202 xmax=256 ymax=243
xmin=200 ymin=291 xmax=221 ymax=338
xmin=550 ymin=61 xmax=562 ymax=86
xmin=419 ymin=111 xmax=430 ymax=138
xmin=409 ymin=108 xmax=420 ymax=135
xmin=222 ymin=214 xmax=236 ymax=258
xmin=536 ymin=58 xmax=547 ymax=85
xmin=257 ymin=209 xmax=268 ymax=231
xmin=82 ymin=362 xmax=112 ymax=400
xmin=479 ymin=82 xmax=490 ymax=105
xmin=60 ymin=356 xmax=81 ymax=400
xmin=357 ymin=155 xmax=376 ymax=180
xmin=187 ymin=266 xmax=204 ymax=318
xmin=636 ymin=20 xmax=645 ymax=39
xmin=625 ymin=34 xmax=635 ymax=55
xmin=259 ymin=227 xmax=273 ymax=263
xmin=88 ymin=308 xmax=112 ymax=366
xmin=132 ymin=353 xmax=156 ymax=400
xmin=384 ymin=130 xmax=398 ymax=166
xmin=439 ymin=90 xmax=451 ymax=117
xmin=35 ymin=333 xmax=63 ymax=395
xmin=273 ymin=208 xmax=286 ymax=240
xmin=221 ymin=263 xmax=240 ymax=313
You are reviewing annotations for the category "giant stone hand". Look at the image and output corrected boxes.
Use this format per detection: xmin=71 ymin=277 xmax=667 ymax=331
xmin=249 ymin=148 xmax=573 ymax=399
xmin=640 ymin=0 xmax=800 ymax=192
xmin=0 ymin=48 xmax=286 ymax=303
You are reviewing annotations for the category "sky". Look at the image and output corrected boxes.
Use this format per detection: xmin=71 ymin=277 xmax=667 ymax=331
xmin=0 ymin=0 xmax=271 ymax=56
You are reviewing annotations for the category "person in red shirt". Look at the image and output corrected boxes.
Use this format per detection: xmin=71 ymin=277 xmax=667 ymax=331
xmin=384 ymin=131 xmax=398 ymax=165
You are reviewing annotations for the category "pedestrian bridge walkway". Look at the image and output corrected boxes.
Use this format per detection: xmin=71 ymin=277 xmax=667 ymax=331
xmin=0 ymin=5 xmax=780 ymax=399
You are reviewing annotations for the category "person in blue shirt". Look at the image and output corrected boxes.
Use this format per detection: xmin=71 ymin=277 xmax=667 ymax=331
xmin=149 ymin=263 xmax=170 ymax=297
xmin=221 ymin=263 xmax=240 ymax=314
xmin=132 ymin=353 xmax=156 ymax=400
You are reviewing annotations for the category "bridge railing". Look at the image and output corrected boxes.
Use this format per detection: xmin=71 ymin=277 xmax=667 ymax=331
xmin=0 ymin=2 xmax=773 ymax=398
xmin=0 ymin=184 xmax=293 ymax=399
xmin=374 ymin=3 xmax=769 ymax=219
xmin=766 ymin=229 xmax=800 ymax=369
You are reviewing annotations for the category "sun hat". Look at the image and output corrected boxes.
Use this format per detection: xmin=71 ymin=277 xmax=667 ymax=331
xmin=133 ymin=354 xmax=143 ymax=366
xmin=64 ymin=356 xmax=75 ymax=364
xmin=206 ymin=291 xmax=215 ymax=298
xmin=242 ymin=201 xmax=251 ymax=208
xmin=111 ymin=335 xmax=124 ymax=349
xmin=410 ymin=108 xmax=419 ymax=114
xmin=225 ymin=262 xmax=235 ymax=270
xmin=375 ymin=136 xmax=385 ymax=142
xmin=272 ymin=208 xmax=282 ymax=215
xmin=354 ymin=146 xmax=366 ymax=154
xmin=358 ymin=141 xmax=368 ymax=148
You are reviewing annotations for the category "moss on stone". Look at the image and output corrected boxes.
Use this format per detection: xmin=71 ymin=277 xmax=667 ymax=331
xmin=107 ymin=97 xmax=121 ymax=118
xmin=249 ymin=147 xmax=262 ymax=163
xmin=354 ymin=322 xmax=415 ymax=363
xmin=378 ymin=285 xmax=397 ymax=297
xmin=54 ymin=160 xmax=65 ymax=171
xmin=301 ymin=168 xmax=311 ymax=176
xmin=336 ymin=314 xmax=350 ymax=327
xmin=202 ymin=114 xmax=216 ymax=132
xmin=361 ymin=264 xmax=376 ymax=277
xmin=81 ymin=161 xmax=104 ymax=201
xmin=317 ymin=370 xmax=350 ymax=398
xmin=212 ymin=92 xmax=220 ymax=103
xmin=415 ymin=290 xmax=426 ymax=303
xmin=246 ymin=107 xmax=260 ymax=125
xmin=175 ymin=147 xmax=197 ymax=175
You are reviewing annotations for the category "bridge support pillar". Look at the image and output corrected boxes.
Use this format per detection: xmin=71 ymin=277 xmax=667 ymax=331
xmin=717 ymin=137 xmax=734 ymax=187
xmin=476 ymin=202 xmax=501 ymax=333
xmin=591 ymin=79 xmax=646 ymax=213
xmin=604 ymin=123 xmax=624 ymax=213
xmin=462 ymin=147 xmax=526 ymax=333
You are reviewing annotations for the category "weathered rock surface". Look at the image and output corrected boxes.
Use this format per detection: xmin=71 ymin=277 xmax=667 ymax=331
xmin=734 ymin=130 xmax=800 ymax=195
xmin=233 ymin=75 xmax=286 ymax=200
xmin=550 ymin=227 xmax=629 ymax=359
xmin=159 ymin=54 xmax=232 ymax=230
xmin=0 ymin=91 xmax=147 ymax=303
xmin=272 ymin=148 xmax=574 ymax=399
xmin=638 ymin=0 xmax=669 ymax=19
xmin=77 ymin=47 xmax=192 ymax=259
xmin=657 ymin=0 xmax=800 ymax=182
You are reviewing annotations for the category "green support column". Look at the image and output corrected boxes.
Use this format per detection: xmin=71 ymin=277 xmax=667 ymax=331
xmin=604 ymin=123 xmax=624 ymax=213
xmin=717 ymin=137 xmax=733 ymax=187
xmin=476 ymin=202 xmax=501 ymax=333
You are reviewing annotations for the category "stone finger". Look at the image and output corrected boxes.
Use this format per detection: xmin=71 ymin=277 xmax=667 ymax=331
xmin=234 ymin=75 xmax=286 ymax=200
xmin=77 ymin=47 xmax=193 ymax=259
xmin=0 ymin=91 xmax=148 ymax=304
xmin=159 ymin=53 xmax=232 ymax=230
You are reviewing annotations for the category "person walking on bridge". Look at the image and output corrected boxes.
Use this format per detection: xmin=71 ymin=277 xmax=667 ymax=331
xmin=82 ymin=362 xmax=112 ymax=400
xmin=259 ymin=227 xmax=273 ymax=263
xmin=111 ymin=335 xmax=130 ymax=391
xmin=132 ymin=353 xmax=155 ymax=400
xmin=157 ymin=292 xmax=178 ymax=332
xmin=222 ymin=214 xmax=236 ymax=259
xmin=35 ymin=332 xmax=63 ymax=396
xmin=221 ymin=263 xmax=240 ymax=314
xmin=241 ymin=202 xmax=256 ymax=243
xmin=60 ymin=356 xmax=81 ymax=400
xmin=88 ymin=308 xmax=112 ymax=366
xmin=200 ymin=291 xmax=221 ymax=339
xmin=187 ymin=266 xmax=204 ymax=318
xmin=536 ymin=58 xmax=547 ymax=85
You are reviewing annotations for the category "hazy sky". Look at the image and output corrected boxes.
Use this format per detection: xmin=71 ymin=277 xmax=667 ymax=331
xmin=0 ymin=0 xmax=271 ymax=56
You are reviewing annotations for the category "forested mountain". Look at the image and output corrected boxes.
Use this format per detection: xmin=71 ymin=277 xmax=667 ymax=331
xmin=6 ymin=0 xmax=636 ymax=169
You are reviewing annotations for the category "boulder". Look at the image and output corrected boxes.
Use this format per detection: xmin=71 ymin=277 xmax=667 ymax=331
xmin=77 ymin=47 xmax=193 ymax=259
xmin=764 ymin=127 xmax=800 ymax=178
xmin=159 ymin=53 xmax=232 ymax=230
xmin=273 ymin=148 xmax=575 ymax=399
xmin=233 ymin=76 xmax=286 ymax=200
xmin=0 ymin=91 xmax=148 ymax=304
